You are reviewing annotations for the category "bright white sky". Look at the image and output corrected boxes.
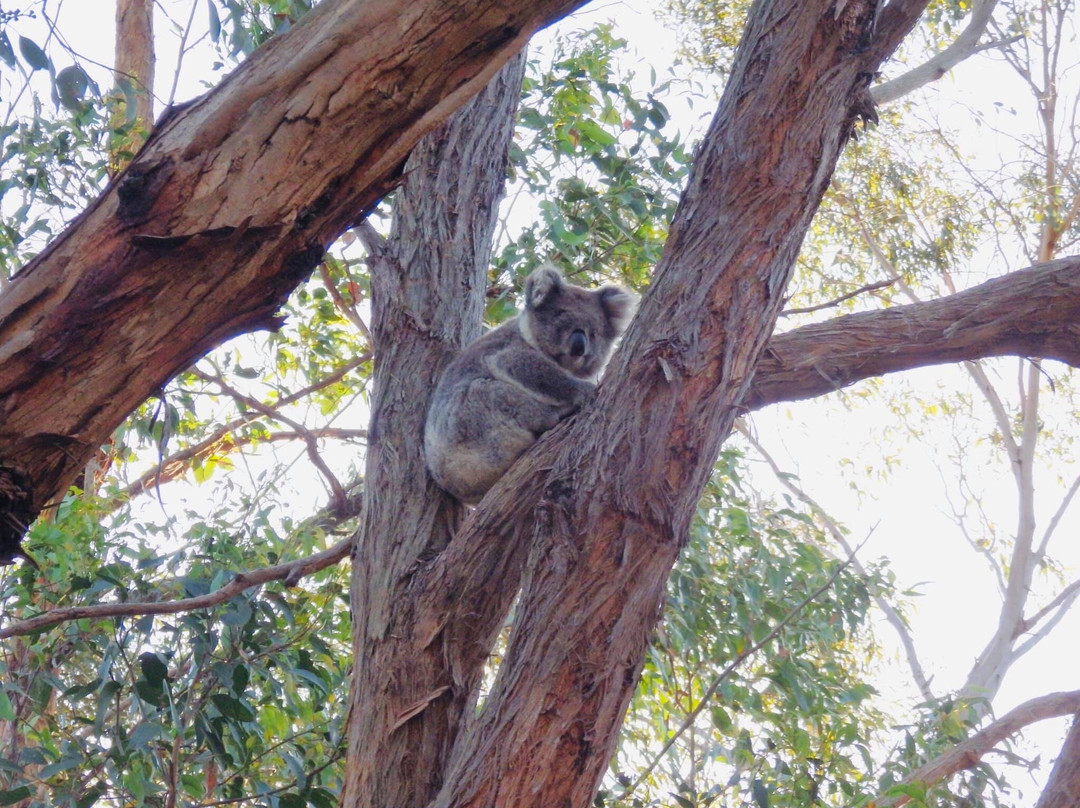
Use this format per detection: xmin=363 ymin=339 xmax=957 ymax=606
xmin=7 ymin=0 xmax=1080 ymax=803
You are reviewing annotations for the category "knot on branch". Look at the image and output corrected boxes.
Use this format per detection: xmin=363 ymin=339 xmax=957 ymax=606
xmin=117 ymin=156 xmax=175 ymax=223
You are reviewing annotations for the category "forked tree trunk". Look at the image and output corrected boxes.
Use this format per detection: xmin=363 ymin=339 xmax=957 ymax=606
xmin=342 ymin=1 xmax=928 ymax=806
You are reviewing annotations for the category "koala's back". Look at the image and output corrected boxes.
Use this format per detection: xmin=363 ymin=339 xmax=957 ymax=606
xmin=423 ymin=321 xmax=542 ymax=503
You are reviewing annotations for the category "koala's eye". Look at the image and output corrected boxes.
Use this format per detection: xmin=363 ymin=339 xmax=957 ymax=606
xmin=569 ymin=329 xmax=588 ymax=357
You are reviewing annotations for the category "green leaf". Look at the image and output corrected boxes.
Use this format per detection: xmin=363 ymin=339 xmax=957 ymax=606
xmin=0 ymin=787 xmax=32 ymax=806
xmin=232 ymin=663 xmax=250 ymax=695
xmin=208 ymin=0 xmax=222 ymax=43
xmin=94 ymin=680 xmax=122 ymax=732
xmin=575 ymin=119 xmax=617 ymax=149
xmin=128 ymin=721 xmax=164 ymax=750
xmin=135 ymin=679 xmax=166 ymax=708
xmin=211 ymin=693 xmax=255 ymax=722
xmin=76 ymin=783 xmax=106 ymax=808
xmin=17 ymin=36 xmax=50 ymax=72
xmin=140 ymin=652 xmax=169 ymax=689
xmin=55 ymin=65 xmax=90 ymax=110
xmin=278 ymin=794 xmax=305 ymax=808
xmin=0 ymin=691 xmax=13 ymax=721
xmin=710 ymin=704 xmax=732 ymax=731
xmin=751 ymin=779 xmax=770 ymax=808
xmin=0 ymin=33 xmax=15 ymax=68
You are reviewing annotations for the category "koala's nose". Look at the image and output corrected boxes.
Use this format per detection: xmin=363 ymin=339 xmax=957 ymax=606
xmin=569 ymin=330 xmax=588 ymax=357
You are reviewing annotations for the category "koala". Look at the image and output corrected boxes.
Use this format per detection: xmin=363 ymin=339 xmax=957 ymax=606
xmin=424 ymin=265 xmax=637 ymax=504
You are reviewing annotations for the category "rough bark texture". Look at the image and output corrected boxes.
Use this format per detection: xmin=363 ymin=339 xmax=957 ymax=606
xmin=746 ymin=257 xmax=1080 ymax=411
xmin=0 ymin=0 xmax=586 ymax=554
xmin=1035 ymin=714 xmax=1080 ymax=808
xmin=342 ymin=53 xmax=526 ymax=808
xmin=377 ymin=2 xmax=930 ymax=806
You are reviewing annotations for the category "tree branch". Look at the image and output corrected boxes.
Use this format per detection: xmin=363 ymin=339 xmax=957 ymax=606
xmin=0 ymin=537 xmax=352 ymax=640
xmin=779 ymin=276 xmax=899 ymax=317
xmin=744 ymin=257 xmax=1080 ymax=412
xmin=873 ymin=0 xmax=998 ymax=105
xmin=193 ymin=368 xmax=349 ymax=514
xmin=1018 ymin=578 xmax=1080 ymax=639
xmin=877 ymin=690 xmax=1080 ymax=807
xmin=1035 ymin=713 xmax=1080 ymax=808
xmin=115 ymin=427 xmax=366 ymax=504
xmin=0 ymin=0 xmax=590 ymax=535
xmin=1036 ymin=469 xmax=1080 ymax=559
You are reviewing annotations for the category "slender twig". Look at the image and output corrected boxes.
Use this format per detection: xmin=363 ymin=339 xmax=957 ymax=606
xmin=1017 ymin=578 xmax=1080 ymax=639
xmin=193 ymin=368 xmax=349 ymax=514
xmin=117 ymin=427 xmax=366 ymax=503
xmin=618 ymin=538 xmax=866 ymax=800
xmin=0 ymin=537 xmax=352 ymax=640
xmin=1035 ymin=469 xmax=1080 ymax=559
xmin=167 ymin=0 xmax=200 ymax=109
xmin=317 ymin=261 xmax=374 ymax=345
xmin=352 ymin=220 xmax=386 ymax=256
xmin=737 ymin=423 xmax=935 ymax=702
xmin=193 ymin=749 xmax=344 ymax=808
xmin=781 ymin=276 xmax=900 ymax=316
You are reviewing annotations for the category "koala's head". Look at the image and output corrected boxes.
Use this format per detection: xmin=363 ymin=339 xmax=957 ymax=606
xmin=519 ymin=265 xmax=637 ymax=379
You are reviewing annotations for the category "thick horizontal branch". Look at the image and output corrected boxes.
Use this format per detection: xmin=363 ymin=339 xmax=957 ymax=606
xmin=0 ymin=536 xmax=352 ymax=640
xmin=745 ymin=257 xmax=1080 ymax=411
xmin=878 ymin=690 xmax=1080 ymax=807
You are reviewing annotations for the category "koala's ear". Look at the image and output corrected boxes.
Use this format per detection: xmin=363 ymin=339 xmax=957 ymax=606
xmin=599 ymin=285 xmax=639 ymax=333
xmin=524 ymin=265 xmax=563 ymax=309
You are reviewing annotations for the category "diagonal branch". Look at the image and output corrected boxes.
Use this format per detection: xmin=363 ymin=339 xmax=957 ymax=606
xmin=115 ymin=427 xmax=366 ymax=504
xmin=620 ymin=541 xmax=864 ymax=798
xmin=873 ymin=0 xmax=999 ymax=105
xmin=193 ymin=368 xmax=349 ymax=513
xmin=736 ymin=423 xmax=935 ymax=702
xmin=0 ymin=0 xmax=591 ymax=538
xmin=876 ymin=690 xmax=1080 ymax=808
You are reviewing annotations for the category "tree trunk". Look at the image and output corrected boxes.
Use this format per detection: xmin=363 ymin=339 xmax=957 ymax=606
xmin=1036 ymin=714 xmax=1080 ymax=808
xmin=342 ymin=53 xmax=526 ymax=808
xmin=0 ymin=0 xmax=586 ymax=556
xmin=337 ymin=1 xmax=929 ymax=806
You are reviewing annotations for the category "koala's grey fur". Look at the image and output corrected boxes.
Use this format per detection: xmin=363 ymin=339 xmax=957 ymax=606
xmin=424 ymin=265 xmax=637 ymax=504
